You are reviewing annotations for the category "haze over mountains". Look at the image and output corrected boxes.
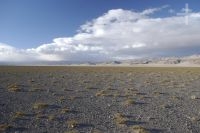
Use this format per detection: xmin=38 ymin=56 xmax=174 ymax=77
xmin=1 ymin=55 xmax=200 ymax=66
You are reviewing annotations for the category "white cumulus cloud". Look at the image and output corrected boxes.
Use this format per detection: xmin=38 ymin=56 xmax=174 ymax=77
xmin=1 ymin=6 xmax=200 ymax=62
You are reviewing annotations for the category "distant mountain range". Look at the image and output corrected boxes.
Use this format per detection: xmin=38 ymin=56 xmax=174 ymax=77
xmin=100 ymin=55 xmax=200 ymax=66
xmin=1 ymin=55 xmax=200 ymax=66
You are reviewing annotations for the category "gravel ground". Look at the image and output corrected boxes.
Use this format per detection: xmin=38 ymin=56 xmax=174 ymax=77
xmin=0 ymin=66 xmax=200 ymax=133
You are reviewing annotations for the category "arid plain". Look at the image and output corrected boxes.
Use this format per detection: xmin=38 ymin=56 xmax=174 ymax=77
xmin=1 ymin=66 xmax=200 ymax=133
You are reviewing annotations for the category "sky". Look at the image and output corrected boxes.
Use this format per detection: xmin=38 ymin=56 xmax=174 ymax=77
xmin=0 ymin=0 xmax=200 ymax=62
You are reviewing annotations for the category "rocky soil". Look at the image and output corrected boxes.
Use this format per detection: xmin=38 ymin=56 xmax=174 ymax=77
xmin=1 ymin=66 xmax=200 ymax=133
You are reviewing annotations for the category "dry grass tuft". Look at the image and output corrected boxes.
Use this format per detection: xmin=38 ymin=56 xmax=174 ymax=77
xmin=13 ymin=111 xmax=26 ymax=119
xmin=191 ymin=95 xmax=198 ymax=100
xmin=160 ymin=104 xmax=171 ymax=109
xmin=61 ymin=107 xmax=70 ymax=114
xmin=30 ymin=88 xmax=43 ymax=92
xmin=33 ymin=103 xmax=49 ymax=109
xmin=8 ymin=84 xmax=21 ymax=92
xmin=69 ymin=96 xmax=77 ymax=100
xmin=153 ymin=91 xmax=162 ymax=95
xmin=171 ymin=96 xmax=180 ymax=100
xmin=113 ymin=93 xmax=120 ymax=98
xmin=48 ymin=115 xmax=56 ymax=121
xmin=86 ymin=86 xmax=98 ymax=90
xmin=0 ymin=124 xmax=12 ymax=131
xmin=64 ymin=130 xmax=79 ymax=133
xmin=91 ymin=129 xmax=103 ymax=133
xmin=186 ymin=116 xmax=200 ymax=122
xmin=67 ymin=120 xmax=78 ymax=128
xmin=58 ymin=96 xmax=66 ymax=102
xmin=124 ymin=99 xmax=135 ymax=106
xmin=35 ymin=113 xmax=47 ymax=119
xmin=130 ymin=125 xmax=149 ymax=133
xmin=29 ymin=79 xmax=35 ymax=83
xmin=95 ymin=90 xmax=106 ymax=97
xmin=114 ymin=113 xmax=127 ymax=126
xmin=161 ymin=79 xmax=171 ymax=83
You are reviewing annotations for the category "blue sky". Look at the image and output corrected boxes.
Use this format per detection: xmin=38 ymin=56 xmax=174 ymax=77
xmin=0 ymin=0 xmax=199 ymax=48
xmin=0 ymin=0 xmax=200 ymax=62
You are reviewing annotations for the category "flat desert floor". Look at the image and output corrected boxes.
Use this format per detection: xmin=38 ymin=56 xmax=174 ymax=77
xmin=1 ymin=66 xmax=200 ymax=133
